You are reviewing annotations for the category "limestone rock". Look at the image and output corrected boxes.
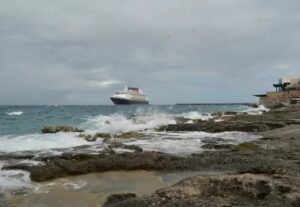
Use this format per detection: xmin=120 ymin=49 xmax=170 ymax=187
xmin=103 ymin=193 xmax=137 ymax=207
xmin=42 ymin=126 xmax=84 ymax=133
xmin=103 ymin=174 xmax=300 ymax=207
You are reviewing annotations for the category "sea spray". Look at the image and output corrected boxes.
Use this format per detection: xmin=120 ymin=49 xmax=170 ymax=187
xmin=82 ymin=112 xmax=176 ymax=134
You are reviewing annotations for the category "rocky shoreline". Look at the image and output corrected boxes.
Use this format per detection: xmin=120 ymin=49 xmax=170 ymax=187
xmin=2 ymin=106 xmax=300 ymax=206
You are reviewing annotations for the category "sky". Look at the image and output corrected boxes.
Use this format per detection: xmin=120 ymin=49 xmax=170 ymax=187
xmin=0 ymin=0 xmax=300 ymax=105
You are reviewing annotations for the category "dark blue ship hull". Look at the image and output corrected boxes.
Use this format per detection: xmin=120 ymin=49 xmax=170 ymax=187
xmin=111 ymin=97 xmax=149 ymax=105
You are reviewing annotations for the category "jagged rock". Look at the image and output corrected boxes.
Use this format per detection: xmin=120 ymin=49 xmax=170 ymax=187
xmin=201 ymin=137 xmax=228 ymax=144
xmin=238 ymin=165 xmax=285 ymax=175
xmin=107 ymin=142 xmax=143 ymax=152
xmin=108 ymin=142 xmax=124 ymax=148
xmin=4 ymin=152 xmax=192 ymax=181
xmin=78 ymin=134 xmax=95 ymax=142
xmin=103 ymin=193 xmax=137 ymax=207
xmin=123 ymin=144 xmax=143 ymax=152
xmin=116 ymin=131 xmax=146 ymax=139
xmin=223 ymin=111 xmax=238 ymax=115
xmin=42 ymin=126 xmax=84 ymax=133
xmin=202 ymin=143 xmax=237 ymax=151
xmin=158 ymin=121 xmax=271 ymax=133
xmin=211 ymin=112 xmax=223 ymax=117
xmin=103 ymin=174 xmax=300 ymax=207
xmin=248 ymin=103 xmax=259 ymax=108
xmin=93 ymin=133 xmax=112 ymax=139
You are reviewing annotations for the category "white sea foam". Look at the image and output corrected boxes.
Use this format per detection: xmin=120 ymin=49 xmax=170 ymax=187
xmin=243 ymin=105 xmax=269 ymax=115
xmin=178 ymin=111 xmax=212 ymax=120
xmin=82 ymin=109 xmax=218 ymax=134
xmin=126 ymin=131 xmax=260 ymax=154
xmin=63 ymin=181 xmax=87 ymax=190
xmin=0 ymin=169 xmax=32 ymax=192
xmin=6 ymin=111 xmax=23 ymax=116
xmin=16 ymin=160 xmax=42 ymax=166
xmin=82 ymin=112 xmax=176 ymax=134
xmin=0 ymin=133 xmax=94 ymax=153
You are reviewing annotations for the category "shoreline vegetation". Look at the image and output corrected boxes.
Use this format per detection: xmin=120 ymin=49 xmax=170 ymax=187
xmin=2 ymin=105 xmax=300 ymax=206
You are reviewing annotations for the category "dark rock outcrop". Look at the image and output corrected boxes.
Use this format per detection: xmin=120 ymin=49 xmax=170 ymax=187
xmin=42 ymin=126 xmax=84 ymax=133
xmin=103 ymin=193 xmax=137 ymax=207
xmin=223 ymin=111 xmax=238 ymax=115
xmin=202 ymin=143 xmax=237 ymax=150
xmin=116 ymin=131 xmax=146 ymax=139
xmin=78 ymin=134 xmax=95 ymax=141
xmin=211 ymin=111 xmax=223 ymax=117
xmin=158 ymin=121 xmax=278 ymax=133
xmin=107 ymin=142 xmax=143 ymax=152
xmin=103 ymin=173 xmax=300 ymax=207
xmin=4 ymin=145 xmax=295 ymax=182
xmin=93 ymin=133 xmax=112 ymax=140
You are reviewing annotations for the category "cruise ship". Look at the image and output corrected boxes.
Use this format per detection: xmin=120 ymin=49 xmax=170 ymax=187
xmin=110 ymin=86 xmax=149 ymax=105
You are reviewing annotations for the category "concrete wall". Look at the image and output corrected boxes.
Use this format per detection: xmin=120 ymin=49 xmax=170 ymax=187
xmin=259 ymin=90 xmax=300 ymax=106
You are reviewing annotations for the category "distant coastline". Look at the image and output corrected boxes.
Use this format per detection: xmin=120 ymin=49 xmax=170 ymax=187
xmin=176 ymin=102 xmax=256 ymax=107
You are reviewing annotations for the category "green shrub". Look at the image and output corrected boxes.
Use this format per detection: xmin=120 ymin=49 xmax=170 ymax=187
xmin=237 ymin=143 xmax=258 ymax=151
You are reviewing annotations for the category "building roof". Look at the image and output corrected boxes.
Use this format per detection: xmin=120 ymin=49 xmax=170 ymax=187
xmin=253 ymin=94 xmax=267 ymax=97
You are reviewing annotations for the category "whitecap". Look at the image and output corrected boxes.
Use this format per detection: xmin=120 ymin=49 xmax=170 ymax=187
xmin=82 ymin=112 xmax=176 ymax=134
xmin=242 ymin=105 xmax=269 ymax=115
xmin=178 ymin=111 xmax=212 ymax=120
xmin=6 ymin=111 xmax=23 ymax=116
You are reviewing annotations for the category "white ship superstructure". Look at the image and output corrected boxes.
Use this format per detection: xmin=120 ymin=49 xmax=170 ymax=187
xmin=110 ymin=87 xmax=149 ymax=105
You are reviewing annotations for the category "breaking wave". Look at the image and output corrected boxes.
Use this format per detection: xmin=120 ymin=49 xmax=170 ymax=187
xmin=242 ymin=105 xmax=269 ymax=115
xmin=82 ymin=112 xmax=176 ymax=134
xmin=6 ymin=111 xmax=23 ymax=116
xmin=178 ymin=111 xmax=212 ymax=120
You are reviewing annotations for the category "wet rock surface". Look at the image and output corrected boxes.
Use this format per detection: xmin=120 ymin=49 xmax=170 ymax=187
xmin=159 ymin=106 xmax=300 ymax=133
xmin=158 ymin=120 xmax=289 ymax=133
xmin=3 ymin=106 xmax=300 ymax=207
xmin=101 ymin=106 xmax=300 ymax=207
xmin=103 ymin=173 xmax=300 ymax=207
xmin=41 ymin=126 xmax=84 ymax=133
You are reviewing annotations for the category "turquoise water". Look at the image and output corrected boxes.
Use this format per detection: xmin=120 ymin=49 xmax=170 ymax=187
xmin=0 ymin=104 xmax=261 ymax=192
xmin=0 ymin=105 xmax=250 ymax=135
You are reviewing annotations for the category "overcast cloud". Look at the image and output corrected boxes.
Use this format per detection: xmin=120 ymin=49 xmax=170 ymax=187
xmin=0 ymin=0 xmax=300 ymax=104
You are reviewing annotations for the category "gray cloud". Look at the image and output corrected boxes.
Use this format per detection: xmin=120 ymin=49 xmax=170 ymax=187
xmin=0 ymin=0 xmax=300 ymax=104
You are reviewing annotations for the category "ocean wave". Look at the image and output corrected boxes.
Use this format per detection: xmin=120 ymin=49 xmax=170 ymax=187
xmin=6 ymin=111 xmax=23 ymax=116
xmin=82 ymin=109 xmax=218 ymax=134
xmin=82 ymin=112 xmax=176 ymax=134
xmin=242 ymin=105 xmax=269 ymax=115
xmin=178 ymin=111 xmax=212 ymax=120
xmin=0 ymin=133 xmax=95 ymax=153
xmin=127 ymin=131 xmax=260 ymax=154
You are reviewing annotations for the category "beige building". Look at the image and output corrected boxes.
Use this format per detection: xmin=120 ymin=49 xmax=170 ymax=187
xmin=255 ymin=77 xmax=300 ymax=106
xmin=283 ymin=77 xmax=300 ymax=90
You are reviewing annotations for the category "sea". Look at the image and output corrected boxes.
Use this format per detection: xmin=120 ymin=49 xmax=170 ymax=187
xmin=0 ymin=104 xmax=266 ymax=197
